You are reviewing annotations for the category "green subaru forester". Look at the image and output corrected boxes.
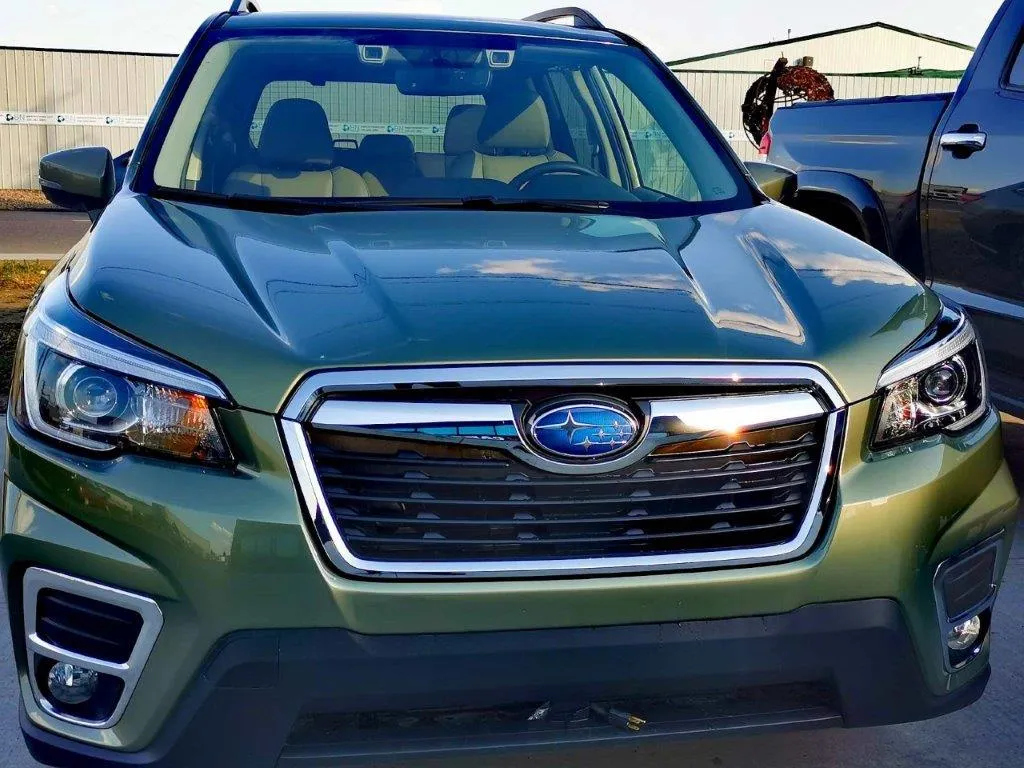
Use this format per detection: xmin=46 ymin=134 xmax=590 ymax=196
xmin=3 ymin=3 xmax=1019 ymax=766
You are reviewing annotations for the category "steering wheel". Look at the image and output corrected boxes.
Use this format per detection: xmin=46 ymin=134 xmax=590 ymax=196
xmin=507 ymin=161 xmax=605 ymax=191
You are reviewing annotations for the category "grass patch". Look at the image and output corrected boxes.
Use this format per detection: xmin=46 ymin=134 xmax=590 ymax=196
xmin=0 ymin=260 xmax=57 ymax=406
xmin=0 ymin=189 xmax=55 ymax=211
xmin=0 ymin=260 xmax=57 ymax=309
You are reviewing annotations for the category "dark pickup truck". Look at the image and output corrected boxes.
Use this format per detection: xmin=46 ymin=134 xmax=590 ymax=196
xmin=769 ymin=0 xmax=1024 ymax=415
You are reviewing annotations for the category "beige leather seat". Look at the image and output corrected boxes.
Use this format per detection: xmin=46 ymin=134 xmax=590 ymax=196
xmin=442 ymin=104 xmax=485 ymax=175
xmin=413 ymin=105 xmax=485 ymax=178
xmin=450 ymin=90 xmax=572 ymax=183
xmin=359 ymin=134 xmax=421 ymax=195
xmin=229 ymin=99 xmax=368 ymax=197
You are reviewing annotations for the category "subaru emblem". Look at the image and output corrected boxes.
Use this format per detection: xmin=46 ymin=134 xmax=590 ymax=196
xmin=528 ymin=401 xmax=640 ymax=461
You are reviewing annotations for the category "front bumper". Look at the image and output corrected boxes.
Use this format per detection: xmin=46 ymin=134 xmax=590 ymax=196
xmin=2 ymin=401 xmax=1019 ymax=765
xmin=21 ymin=600 xmax=990 ymax=768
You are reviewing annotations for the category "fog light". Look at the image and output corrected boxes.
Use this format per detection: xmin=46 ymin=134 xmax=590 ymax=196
xmin=47 ymin=662 xmax=99 ymax=705
xmin=946 ymin=615 xmax=983 ymax=652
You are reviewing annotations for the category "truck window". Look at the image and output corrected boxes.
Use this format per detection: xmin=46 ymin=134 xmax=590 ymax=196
xmin=1010 ymin=37 xmax=1024 ymax=87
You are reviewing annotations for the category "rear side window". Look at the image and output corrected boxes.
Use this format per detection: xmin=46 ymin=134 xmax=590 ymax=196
xmin=1009 ymin=38 xmax=1024 ymax=87
xmin=250 ymin=81 xmax=483 ymax=154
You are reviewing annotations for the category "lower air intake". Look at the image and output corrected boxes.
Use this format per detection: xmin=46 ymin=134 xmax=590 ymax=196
xmin=36 ymin=589 xmax=144 ymax=665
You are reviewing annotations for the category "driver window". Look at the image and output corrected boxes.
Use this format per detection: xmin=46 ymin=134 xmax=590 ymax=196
xmin=601 ymin=71 xmax=699 ymax=200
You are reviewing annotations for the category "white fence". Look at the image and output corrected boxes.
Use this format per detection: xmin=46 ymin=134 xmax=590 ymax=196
xmin=0 ymin=45 xmax=962 ymax=188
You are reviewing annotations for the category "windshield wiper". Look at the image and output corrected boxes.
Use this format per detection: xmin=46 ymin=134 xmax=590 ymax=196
xmin=153 ymin=188 xmax=611 ymax=215
xmin=451 ymin=196 xmax=611 ymax=213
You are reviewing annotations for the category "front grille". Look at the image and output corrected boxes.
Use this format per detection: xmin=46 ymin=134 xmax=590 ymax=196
xmin=306 ymin=417 xmax=828 ymax=565
xmin=36 ymin=589 xmax=144 ymax=664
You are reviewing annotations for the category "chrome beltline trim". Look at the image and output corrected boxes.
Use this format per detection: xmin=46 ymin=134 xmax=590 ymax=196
xmin=282 ymin=362 xmax=846 ymax=420
xmin=23 ymin=568 xmax=164 ymax=730
xmin=279 ymin=363 xmax=845 ymax=579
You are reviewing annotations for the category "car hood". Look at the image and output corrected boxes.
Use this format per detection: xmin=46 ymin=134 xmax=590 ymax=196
xmin=70 ymin=195 xmax=938 ymax=413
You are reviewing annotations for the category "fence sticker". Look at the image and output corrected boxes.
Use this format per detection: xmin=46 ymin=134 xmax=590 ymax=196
xmin=2 ymin=111 xmax=753 ymax=145
xmin=1 ymin=111 xmax=148 ymax=127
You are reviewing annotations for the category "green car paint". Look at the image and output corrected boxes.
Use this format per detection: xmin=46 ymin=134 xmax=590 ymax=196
xmin=3 ymin=401 xmax=1018 ymax=751
xmin=68 ymin=200 xmax=940 ymax=412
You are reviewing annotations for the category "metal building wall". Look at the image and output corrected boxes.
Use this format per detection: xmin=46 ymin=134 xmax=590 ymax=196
xmin=673 ymin=26 xmax=974 ymax=75
xmin=0 ymin=45 xmax=964 ymax=187
xmin=676 ymin=70 xmax=961 ymax=161
xmin=0 ymin=47 xmax=176 ymax=189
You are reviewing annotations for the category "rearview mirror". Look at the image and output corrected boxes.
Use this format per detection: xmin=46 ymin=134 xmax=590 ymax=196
xmin=395 ymin=65 xmax=491 ymax=96
xmin=745 ymin=161 xmax=797 ymax=204
xmin=39 ymin=147 xmax=116 ymax=212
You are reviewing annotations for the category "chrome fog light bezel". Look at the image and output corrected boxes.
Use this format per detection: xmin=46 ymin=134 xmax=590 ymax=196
xmin=23 ymin=568 xmax=163 ymax=729
xmin=931 ymin=533 xmax=1003 ymax=673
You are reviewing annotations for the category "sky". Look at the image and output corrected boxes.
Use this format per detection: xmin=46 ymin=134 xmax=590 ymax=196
xmin=0 ymin=0 xmax=1004 ymax=61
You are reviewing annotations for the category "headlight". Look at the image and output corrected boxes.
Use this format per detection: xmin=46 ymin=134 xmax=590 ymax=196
xmin=872 ymin=304 xmax=988 ymax=450
xmin=12 ymin=276 xmax=233 ymax=466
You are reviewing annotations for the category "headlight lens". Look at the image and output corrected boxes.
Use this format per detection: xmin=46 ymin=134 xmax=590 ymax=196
xmin=14 ymin=277 xmax=233 ymax=465
xmin=872 ymin=305 xmax=987 ymax=450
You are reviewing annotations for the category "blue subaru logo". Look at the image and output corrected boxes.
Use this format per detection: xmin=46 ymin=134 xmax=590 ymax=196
xmin=529 ymin=402 xmax=640 ymax=460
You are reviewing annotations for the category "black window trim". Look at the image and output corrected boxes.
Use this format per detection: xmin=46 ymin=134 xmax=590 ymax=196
xmin=1001 ymin=26 xmax=1024 ymax=91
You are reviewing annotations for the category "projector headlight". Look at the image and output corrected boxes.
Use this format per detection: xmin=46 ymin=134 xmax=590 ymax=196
xmin=872 ymin=304 xmax=988 ymax=450
xmin=13 ymin=276 xmax=233 ymax=466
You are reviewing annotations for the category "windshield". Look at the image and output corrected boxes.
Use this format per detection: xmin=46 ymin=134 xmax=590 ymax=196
xmin=145 ymin=30 xmax=748 ymax=214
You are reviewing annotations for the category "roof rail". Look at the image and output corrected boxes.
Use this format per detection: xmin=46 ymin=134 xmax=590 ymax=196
xmin=523 ymin=7 xmax=605 ymax=30
xmin=228 ymin=0 xmax=260 ymax=13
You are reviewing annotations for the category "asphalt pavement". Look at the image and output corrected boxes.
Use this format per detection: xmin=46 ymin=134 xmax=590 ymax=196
xmin=0 ymin=211 xmax=90 ymax=259
xmin=0 ymin=211 xmax=1020 ymax=767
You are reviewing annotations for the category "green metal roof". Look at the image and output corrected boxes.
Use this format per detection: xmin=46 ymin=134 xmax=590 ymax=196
xmin=666 ymin=21 xmax=975 ymax=67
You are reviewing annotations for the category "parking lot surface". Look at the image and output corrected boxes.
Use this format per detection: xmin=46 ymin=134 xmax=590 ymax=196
xmin=0 ymin=211 xmax=89 ymax=258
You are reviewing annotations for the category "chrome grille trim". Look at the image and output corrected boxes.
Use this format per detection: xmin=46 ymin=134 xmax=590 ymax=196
xmin=281 ymin=362 xmax=845 ymax=420
xmin=312 ymin=401 xmax=518 ymax=429
xmin=280 ymin=364 xmax=846 ymax=579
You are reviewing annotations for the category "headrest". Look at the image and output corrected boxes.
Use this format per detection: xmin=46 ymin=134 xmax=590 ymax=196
xmin=477 ymin=90 xmax=552 ymax=152
xmin=359 ymin=134 xmax=415 ymax=158
xmin=258 ymin=99 xmax=334 ymax=171
xmin=443 ymin=104 xmax=485 ymax=155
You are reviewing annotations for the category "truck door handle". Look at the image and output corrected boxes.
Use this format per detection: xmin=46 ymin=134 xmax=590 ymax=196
xmin=940 ymin=131 xmax=987 ymax=155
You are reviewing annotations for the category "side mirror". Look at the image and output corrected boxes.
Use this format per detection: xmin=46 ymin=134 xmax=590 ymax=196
xmin=745 ymin=161 xmax=797 ymax=204
xmin=39 ymin=147 xmax=116 ymax=212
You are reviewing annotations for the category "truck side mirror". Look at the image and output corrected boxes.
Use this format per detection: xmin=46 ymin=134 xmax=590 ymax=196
xmin=745 ymin=161 xmax=797 ymax=204
xmin=39 ymin=147 xmax=116 ymax=212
